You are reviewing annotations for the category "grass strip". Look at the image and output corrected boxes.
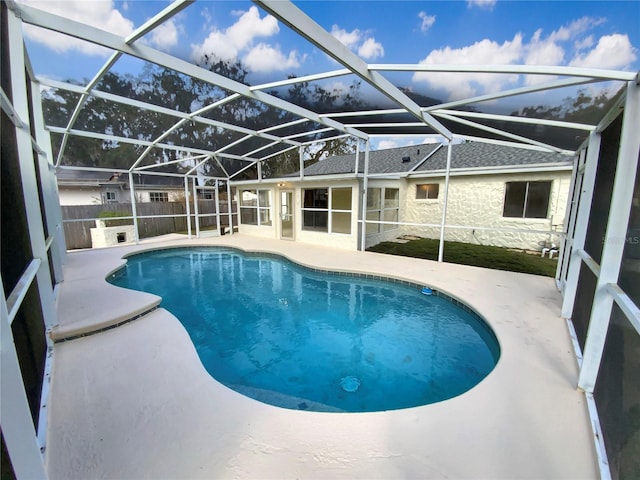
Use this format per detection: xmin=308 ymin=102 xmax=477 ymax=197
xmin=367 ymin=238 xmax=558 ymax=277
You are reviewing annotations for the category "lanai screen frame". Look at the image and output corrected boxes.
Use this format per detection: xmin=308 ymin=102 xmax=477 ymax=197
xmin=1 ymin=1 xmax=640 ymax=479
xmin=10 ymin=0 xmax=636 ymax=257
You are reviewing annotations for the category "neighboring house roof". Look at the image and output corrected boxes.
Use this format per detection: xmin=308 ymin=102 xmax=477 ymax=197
xmin=290 ymin=141 xmax=573 ymax=178
xmin=56 ymin=169 xmax=184 ymax=188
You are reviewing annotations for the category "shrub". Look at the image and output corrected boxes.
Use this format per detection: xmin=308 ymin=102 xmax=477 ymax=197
xmin=97 ymin=210 xmax=132 ymax=227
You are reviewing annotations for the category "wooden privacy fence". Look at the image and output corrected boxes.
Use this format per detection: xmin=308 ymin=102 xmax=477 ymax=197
xmin=61 ymin=201 xmax=237 ymax=250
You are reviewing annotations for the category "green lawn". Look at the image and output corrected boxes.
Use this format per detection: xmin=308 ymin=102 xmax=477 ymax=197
xmin=367 ymin=237 xmax=558 ymax=277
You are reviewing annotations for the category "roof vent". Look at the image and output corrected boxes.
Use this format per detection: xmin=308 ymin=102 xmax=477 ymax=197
xmin=417 ymin=148 xmax=420 ymax=154
xmin=402 ymin=156 xmax=411 ymax=163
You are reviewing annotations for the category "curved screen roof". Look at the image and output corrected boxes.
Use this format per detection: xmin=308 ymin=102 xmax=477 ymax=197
xmin=11 ymin=0 xmax=639 ymax=180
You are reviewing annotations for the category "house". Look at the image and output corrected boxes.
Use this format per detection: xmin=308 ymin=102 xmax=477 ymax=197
xmin=233 ymin=140 xmax=574 ymax=251
xmin=56 ymin=169 xmax=186 ymax=205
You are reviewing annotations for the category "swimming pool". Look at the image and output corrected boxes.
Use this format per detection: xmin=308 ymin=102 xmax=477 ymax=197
xmin=109 ymin=247 xmax=499 ymax=412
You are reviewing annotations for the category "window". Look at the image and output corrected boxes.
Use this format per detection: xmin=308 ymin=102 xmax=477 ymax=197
xmin=199 ymin=191 xmax=214 ymax=200
xmin=104 ymin=191 xmax=117 ymax=204
xmin=416 ymin=183 xmax=439 ymax=199
xmin=302 ymin=187 xmax=352 ymax=234
xmin=366 ymin=187 xmax=399 ymax=233
xmin=331 ymin=187 xmax=352 ymax=234
xmin=303 ymin=188 xmax=328 ymax=231
xmin=366 ymin=188 xmax=381 ymax=234
xmin=503 ymin=181 xmax=551 ymax=218
xmin=240 ymin=189 xmax=271 ymax=226
xmin=149 ymin=191 xmax=169 ymax=202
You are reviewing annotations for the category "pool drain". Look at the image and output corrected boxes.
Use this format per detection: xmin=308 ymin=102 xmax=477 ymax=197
xmin=340 ymin=376 xmax=360 ymax=392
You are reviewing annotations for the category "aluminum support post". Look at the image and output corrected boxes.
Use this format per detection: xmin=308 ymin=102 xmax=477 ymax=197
xmin=1 ymin=278 xmax=48 ymax=480
xmin=193 ymin=177 xmax=200 ymax=238
xmin=561 ymin=133 xmax=602 ymax=317
xmin=438 ymin=142 xmax=453 ymax=262
xmin=360 ymin=140 xmax=370 ymax=251
xmin=214 ymin=180 xmax=221 ymax=235
xmin=184 ymin=176 xmax=192 ymax=239
xmin=226 ymin=181 xmax=234 ymax=235
xmin=128 ymin=172 xmax=140 ymax=243
xmin=578 ymin=81 xmax=640 ymax=393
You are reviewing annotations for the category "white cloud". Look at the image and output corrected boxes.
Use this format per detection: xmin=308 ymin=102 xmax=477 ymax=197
xmin=412 ymin=16 xmax=635 ymax=98
xmin=358 ymin=37 xmax=384 ymax=60
xmin=331 ymin=25 xmax=385 ymax=60
xmin=191 ymin=6 xmax=280 ymax=64
xmin=523 ymin=29 xmax=566 ymax=85
xmin=467 ymin=0 xmax=496 ymax=10
xmin=570 ymin=33 xmax=637 ymax=69
xmin=548 ymin=16 xmax=605 ymax=42
xmin=148 ymin=19 xmax=179 ymax=51
xmin=243 ymin=43 xmax=301 ymax=72
xmin=418 ymin=12 xmax=436 ymax=33
xmin=373 ymin=136 xmax=459 ymax=151
xmin=201 ymin=7 xmax=212 ymax=28
xmin=413 ymin=35 xmax=524 ymax=99
xmin=575 ymin=35 xmax=595 ymax=51
xmin=330 ymin=25 xmax=362 ymax=50
xmin=376 ymin=139 xmax=405 ymax=150
xmin=18 ymin=0 xmax=134 ymax=56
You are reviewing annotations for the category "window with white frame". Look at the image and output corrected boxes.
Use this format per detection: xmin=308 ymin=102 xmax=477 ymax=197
xmin=240 ymin=189 xmax=271 ymax=226
xmin=366 ymin=188 xmax=381 ymax=234
xmin=149 ymin=191 xmax=169 ymax=202
xmin=302 ymin=187 xmax=352 ymax=234
xmin=104 ymin=191 xmax=117 ymax=204
xmin=416 ymin=183 xmax=439 ymax=199
xmin=367 ymin=187 xmax=399 ymax=233
xmin=503 ymin=181 xmax=551 ymax=218
xmin=383 ymin=188 xmax=399 ymax=231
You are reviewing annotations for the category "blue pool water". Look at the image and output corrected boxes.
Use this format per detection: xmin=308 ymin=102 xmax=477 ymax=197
xmin=109 ymin=247 xmax=500 ymax=412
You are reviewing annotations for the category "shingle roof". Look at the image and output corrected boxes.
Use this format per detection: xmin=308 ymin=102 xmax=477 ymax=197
xmin=292 ymin=141 xmax=572 ymax=177
xmin=414 ymin=141 xmax=572 ymax=171
xmin=289 ymin=143 xmax=441 ymax=176
xmin=56 ymin=169 xmax=184 ymax=187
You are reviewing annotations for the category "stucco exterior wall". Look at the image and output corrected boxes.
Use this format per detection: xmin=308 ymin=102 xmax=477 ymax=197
xmin=402 ymin=171 xmax=572 ymax=251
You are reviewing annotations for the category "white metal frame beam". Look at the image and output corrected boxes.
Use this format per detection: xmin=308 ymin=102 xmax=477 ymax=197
xmin=578 ymin=80 xmax=640 ymax=393
xmin=370 ymin=63 xmax=637 ymax=82
xmin=432 ymin=112 xmax=574 ymax=154
xmin=15 ymin=2 xmax=368 ymax=141
xmin=40 ymin=79 xmax=301 ymax=168
xmin=254 ymin=0 xmax=453 ymax=141
xmin=561 ymin=136 xmax=601 ymax=317
xmin=54 ymin=0 xmax=195 ymax=166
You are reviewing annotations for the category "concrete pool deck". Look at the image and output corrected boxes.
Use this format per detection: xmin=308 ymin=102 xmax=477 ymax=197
xmin=47 ymin=234 xmax=598 ymax=479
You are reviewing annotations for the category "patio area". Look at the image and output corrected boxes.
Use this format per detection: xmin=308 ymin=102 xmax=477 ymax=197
xmin=47 ymin=234 xmax=597 ymax=479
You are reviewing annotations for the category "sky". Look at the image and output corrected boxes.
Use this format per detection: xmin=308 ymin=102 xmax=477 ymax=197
xmin=16 ymin=0 xmax=640 ymax=149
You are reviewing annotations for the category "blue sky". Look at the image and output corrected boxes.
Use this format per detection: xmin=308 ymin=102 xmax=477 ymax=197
xmin=22 ymin=1 xmax=639 ymax=82
xmin=18 ymin=0 xmax=640 ymax=148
